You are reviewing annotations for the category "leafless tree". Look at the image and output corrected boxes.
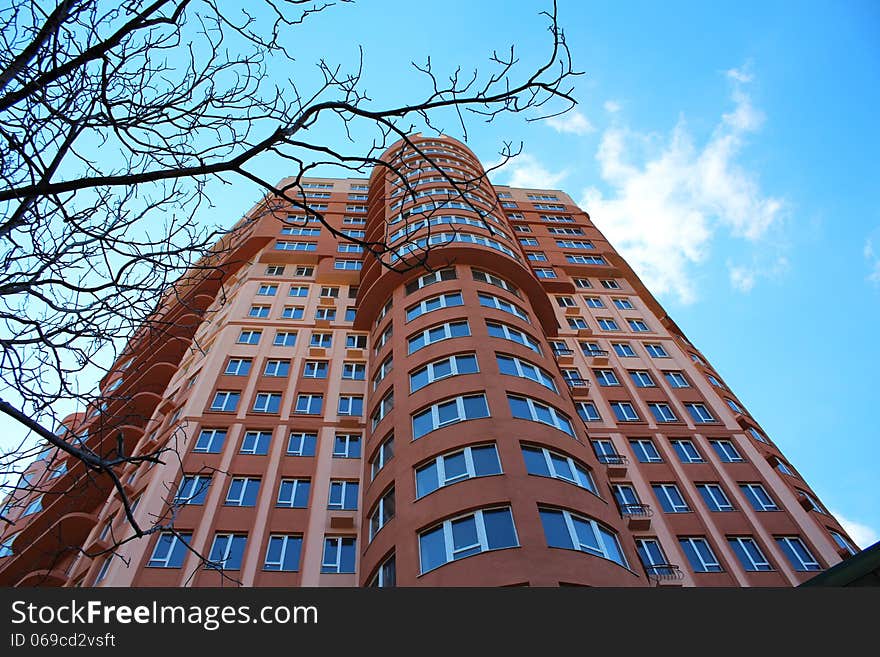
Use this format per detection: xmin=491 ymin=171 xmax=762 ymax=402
xmin=0 ymin=0 xmax=580 ymax=584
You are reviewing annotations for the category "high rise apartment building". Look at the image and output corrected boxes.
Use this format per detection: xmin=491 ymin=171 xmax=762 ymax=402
xmin=0 ymin=135 xmax=859 ymax=588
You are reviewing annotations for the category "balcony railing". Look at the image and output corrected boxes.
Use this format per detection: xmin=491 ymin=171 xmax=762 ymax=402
xmin=552 ymin=348 xmax=574 ymax=357
xmin=619 ymin=503 xmax=653 ymax=518
xmin=564 ymin=377 xmax=590 ymax=388
xmin=597 ymin=454 xmax=627 ymax=466
xmin=645 ymin=564 xmax=685 ymax=581
xmin=582 ymin=349 xmax=609 ymax=358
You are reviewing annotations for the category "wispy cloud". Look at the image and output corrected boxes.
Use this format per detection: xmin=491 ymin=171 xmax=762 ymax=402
xmin=544 ymin=110 xmax=595 ymax=136
xmin=830 ymin=509 xmax=879 ymax=549
xmin=490 ymin=152 xmax=568 ymax=189
xmin=604 ymin=100 xmax=621 ymax=113
xmin=865 ymin=237 xmax=880 ymax=284
xmin=580 ymin=66 xmax=785 ymax=304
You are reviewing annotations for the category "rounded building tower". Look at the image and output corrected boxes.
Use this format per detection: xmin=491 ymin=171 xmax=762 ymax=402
xmin=355 ymin=135 xmax=643 ymax=586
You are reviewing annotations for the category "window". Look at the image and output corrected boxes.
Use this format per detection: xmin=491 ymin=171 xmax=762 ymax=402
xmin=334 ymin=259 xmax=362 ymax=270
xmin=645 ymin=343 xmax=669 ymax=358
xmin=333 ymin=434 xmax=361 ymax=458
xmin=252 ymin=392 xmax=281 ymax=413
xmin=345 ymin=307 xmax=357 ymax=322
xmin=519 ymin=238 xmax=539 ymax=247
xmin=613 ymin=298 xmax=634 ymax=310
xmin=320 ymin=286 xmax=339 ymax=298
xmin=594 ymin=369 xmax=619 ymax=386
xmin=412 ymin=393 xmax=490 ymax=439
xmin=147 ymin=532 xmax=191 ymax=568
xmin=369 ymin=488 xmax=395 ymax=540
xmin=627 ymin=319 xmax=650 ymax=332
xmin=739 ymin=483 xmax=779 ymax=511
xmin=342 ymin=362 xmax=366 ymax=380
xmin=726 ymin=399 xmax=744 ymax=414
xmin=264 ymin=535 xmax=303 ymax=572
xmin=295 ymin=394 xmax=323 ymax=415
xmin=276 ymin=241 xmax=317 ymax=251
xmin=419 ymin=507 xmax=518 ymax=573
xmin=237 ymin=330 xmax=261 ymax=345
xmin=370 ymin=436 xmax=394 ymax=480
xmin=303 ymin=360 xmax=328 ymax=379
xmin=612 ymin=484 xmax=641 ymax=513
xmin=294 ymin=265 xmax=314 ymax=277
xmin=610 ymin=401 xmax=639 ymax=422
xmin=664 ymin=371 xmax=690 ymax=388
xmin=630 ymin=439 xmax=662 ymax=463
xmin=347 ymin=333 xmax=367 ymax=349
xmin=416 ymin=444 xmax=502 ymax=498
xmin=556 ymin=240 xmax=594 ymax=249
xmin=225 ymin=477 xmax=260 ymax=506
xmin=636 ymin=538 xmax=675 ymax=578
xmin=257 ymin=284 xmax=278 ymax=296
xmin=277 ymin=479 xmax=310 ymax=508
xmin=405 ymin=268 xmax=457 ymax=294
xmin=328 ymin=481 xmax=359 ymax=510
xmin=368 ymin=554 xmax=396 ymax=587
xmin=287 ymin=432 xmax=317 ymax=457
xmin=174 ymin=475 xmax=211 ymax=505
xmin=566 ymin=317 xmax=588 ymax=330
xmin=274 ymin=331 xmax=297 ymax=346
xmin=310 ymin=333 xmax=332 ymax=348
xmin=507 ymin=394 xmax=574 ymax=437
xmin=265 ymin=265 xmax=285 ymax=276
xmin=224 ymin=358 xmax=252 ymax=376
xmin=539 ymin=508 xmax=627 ymax=567
xmin=748 ymin=427 xmax=769 ymax=444
xmin=332 ymin=392 xmax=364 ymax=416
xmin=576 ymin=401 xmax=601 ymax=422
xmin=405 ymin=292 xmax=464 ymax=321
xmin=407 ymin=320 xmax=470 ymax=354
xmin=485 ymin=321 xmax=541 ymax=354
xmin=829 ymin=530 xmax=858 ymax=556
xmin=653 ymin=483 xmax=690 ymax=513
xmin=263 ymin=359 xmax=290 ymax=377
xmin=776 ymin=536 xmax=821 ymax=571
xmin=337 ymin=243 xmax=363 ymax=253
xmin=210 ymin=391 xmax=239 ymax=412
xmin=584 ymin=296 xmax=604 ymax=308
xmin=548 ymin=226 xmax=583 ymax=235
xmin=248 ymin=305 xmax=270 ymax=318
xmin=710 ymin=439 xmax=743 ymax=463
xmin=556 ymin=296 xmax=577 ymax=308
xmin=685 ymin=403 xmax=715 ymax=423
xmin=697 ymin=484 xmax=735 ymax=512
xmin=679 ymin=537 xmax=723 ymax=573
xmin=724 ymin=537 xmax=774 ymax=573
xmin=598 ymin=318 xmax=619 ymax=331
xmin=207 ymin=533 xmax=247 ymax=571
xmin=797 ymin=489 xmax=826 ymax=513
xmin=707 ymin=374 xmax=725 ymax=388
xmin=612 ymin=342 xmax=636 ymax=358
xmin=22 ymin=496 xmax=43 ymax=517
xmin=600 ymin=279 xmax=621 ymax=289
xmin=496 ymin=354 xmax=556 ymax=392
xmin=240 ymin=430 xmax=272 ymax=455
xmin=567 ymin=254 xmax=606 ymax=265
xmin=574 ymin=278 xmax=592 ymax=288
xmin=521 ymin=445 xmax=596 ymax=493
xmin=629 ymin=370 xmax=655 ymax=387
xmin=592 ymin=440 xmax=621 ymax=463
xmin=315 ymin=307 xmax=336 ymax=321
xmin=410 ymin=353 xmax=479 ymax=392
xmin=671 ymin=440 xmax=704 ymax=463
xmin=535 ymin=268 xmax=557 ymax=279
xmin=372 ymin=355 xmax=393 ymax=390
xmin=194 ymin=429 xmax=226 ymax=453
xmin=478 ymin=293 xmax=530 ymax=322
xmin=289 ymin=286 xmax=309 ymax=297
xmin=648 ymin=403 xmax=678 ymax=423
xmin=774 ymin=459 xmax=795 ymax=476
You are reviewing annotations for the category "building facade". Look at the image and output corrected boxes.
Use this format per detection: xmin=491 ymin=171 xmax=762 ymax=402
xmin=0 ymin=135 xmax=860 ymax=587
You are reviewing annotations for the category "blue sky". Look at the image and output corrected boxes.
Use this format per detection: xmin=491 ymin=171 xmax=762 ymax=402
xmin=3 ymin=1 xmax=877 ymax=546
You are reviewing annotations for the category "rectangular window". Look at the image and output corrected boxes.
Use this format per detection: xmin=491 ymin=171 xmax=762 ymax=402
xmin=613 ymin=298 xmax=634 ymax=310
xmin=740 ymin=483 xmax=779 ymax=511
xmin=610 ymin=401 xmax=639 ymax=422
xmin=679 ymin=537 xmax=723 ymax=573
xmin=345 ymin=307 xmax=357 ymax=322
xmin=686 ymin=403 xmax=715 ymax=424
xmin=645 ymin=343 xmax=669 ymax=358
xmin=338 ymin=395 xmax=364 ymax=416
xmin=210 ymin=391 xmax=240 ymax=412
xmin=265 ymin=265 xmax=285 ymax=276
xmin=630 ymin=439 xmax=662 ymax=463
xmin=322 ymin=537 xmax=357 ymax=573
xmin=653 ymin=483 xmax=690 ymax=513
xmin=594 ymin=369 xmax=620 ymax=386
xmin=600 ymin=279 xmax=621 ymax=289
xmin=629 ymin=370 xmax=655 ymax=387
xmin=303 ymin=360 xmax=328 ymax=379
xmin=310 ymin=333 xmax=332 ymax=348
xmin=576 ymin=401 xmax=601 ymax=422
xmin=277 ymin=479 xmax=310 ymax=508
xmin=538 ymin=507 xmax=627 ymax=567
xmin=671 ymin=439 xmax=704 ymax=463
xmin=147 ymin=533 xmax=192 ymax=568
xmin=648 ymin=403 xmax=678 ymax=423
xmin=274 ymin=331 xmax=297 ymax=346
xmin=710 ymin=439 xmax=743 ymax=462
xmin=347 ymin=333 xmax=368 ymax=349
xmin=252 ymin=392 xmax=281 ymax=413
xmin=240 ymin=430 xmax=272 ymax=455
xmin=697 ymin=483 xmax=734 ymax=512
xmin=224 ymin=359 xmax=252 ymax=376
xmin=728 ymin=537 xmax=773 ymax=572
xmin=264 ymin=535 xmax=303 ymax=572
xmin=342 ymin=362 xmax=366 ymax=380
xmin=249 ymin=305 xmax=270 ymax=318
xmin=328 ymin=481 xmax=359 ymax=510
xmin=257 ymin=284 xmax=278 ymax=296
xmin=174 ymin=476 xmax=211 ymax=505
xmin=664 ymin=371 xmax=690 ymax=388
xmin=207 ymin=533 xmax=247 ymax=571
xmin=295 ymin=394 xmax=323 ymax=415
xmin=613 ymin=342 xmax=636 ymax=357
xmin=776 ymin=536 xmax=821 ymax=571
xmin=289 ymin=286 xmax=309 ymax=297
xmin=598 ymin=318 xmax=620 ymax=331
xmin=335 ymin=259 xmax=363 ymax=270
xmin=194 ymin=429 xmax=226 ymax=453
xmin=287 ymin=432 xmax=317 ymax=457
xmin=567 ymin=317 xmax=588 ymax=330
xmin=225 ymin=477 xmax=260 ymax=507
xmin=574 ymin=278 xmax=592 ymax=288
xmin=333 ymin=434 xmax=361 ymax=458
xmin=370 ymin=435 xmax=394 ymax=480
xmin=237 ymin=330 xmax=261 ymax=345
xmin=315 ymin=307 xmax=336 ymax=321
xmin=369 ymin=488 xmax=396 ymax=541
xmin=263 ymin=360 xmax=290 ymax=377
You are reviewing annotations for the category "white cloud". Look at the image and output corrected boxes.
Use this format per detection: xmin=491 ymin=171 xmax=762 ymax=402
xmin=829 ymin=509 xmax=879 ymax=549
xmin=579 ymin=67 xmax=785 ymax=303
xmin=726 ymin=66 xmax=754 ymax=83
xmin=603 ymin=100 xmax=621 ymax=113
xmin=545 ymin=110 xmax=595 ymax=136
xmin=865 ymin=238 xmax=880 ymax=284
xmin=491 ymin=153 xmax=568 ymax=189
